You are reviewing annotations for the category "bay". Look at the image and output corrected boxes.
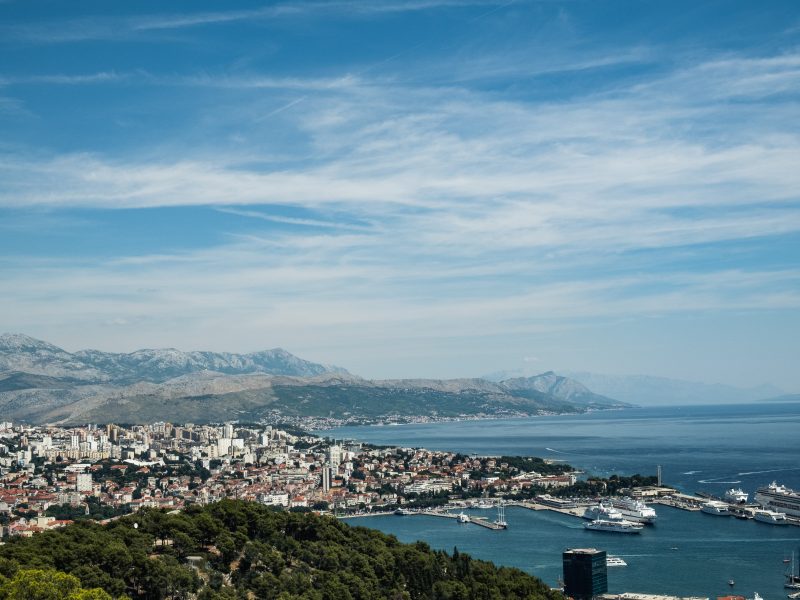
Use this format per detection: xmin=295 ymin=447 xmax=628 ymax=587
xmin=325 ymin=403 xmax=800 ymax=598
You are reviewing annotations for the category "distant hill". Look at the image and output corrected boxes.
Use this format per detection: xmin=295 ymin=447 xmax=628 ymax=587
xmin=0 ymin=334 xmax=627 ymax=424
xmin=760 ymin=393 xmax=800 ymax=403
xmin=562 ymin=371 xmax=784 ymax=406
xmin=499 ymin=371 xmax=617 ymax=407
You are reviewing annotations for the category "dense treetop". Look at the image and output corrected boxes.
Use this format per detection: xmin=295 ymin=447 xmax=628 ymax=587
xmin=0 ymin=500 xmax=561 ymax=600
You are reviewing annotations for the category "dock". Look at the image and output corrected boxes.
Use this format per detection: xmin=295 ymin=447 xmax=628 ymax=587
xmin=508 ymin=500 xmax=587 ymax=519
xmin=423 ymin=510 xmax=507 ymax=530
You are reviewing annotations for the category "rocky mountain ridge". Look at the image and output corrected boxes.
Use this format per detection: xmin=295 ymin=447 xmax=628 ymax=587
xmin=0 ymin=334 xmax=626 ymax=425
xmin=0 ymin=333 xmax=347 ymax=382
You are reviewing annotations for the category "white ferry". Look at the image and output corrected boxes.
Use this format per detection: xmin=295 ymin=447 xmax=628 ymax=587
xmin=606 ymin=556 xmax=628 ymax=567
xmin=753 ymin=509 xmax=788 ymax=525
xmin=456 ymin=512 xmax=470 ymax=523
xmin=755 ymin=481 xmax=800 ymax=518
xmin=701 ymin=501 xmax=730 ymax=516
xmin=611 ymin=497 xmax=658 ymax=524
xmin=584 ymin=518 xmax=644 ymax=534
xmin=724 ymin=488 xmax=749 ymax=504
xmin=582 ymin=503 xmax=624 ymax=521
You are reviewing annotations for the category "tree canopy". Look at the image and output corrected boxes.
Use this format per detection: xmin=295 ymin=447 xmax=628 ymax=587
xmin=0 ymin=500 xmax=559 ymax=600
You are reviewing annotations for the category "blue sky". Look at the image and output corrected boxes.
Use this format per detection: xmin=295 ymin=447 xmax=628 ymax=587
xmin=1 ymin=1 xmax=799 ymax=389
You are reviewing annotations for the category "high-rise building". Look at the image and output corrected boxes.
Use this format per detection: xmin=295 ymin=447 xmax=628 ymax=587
xmin=76 ymin=473 xmax=93 ymax=493
xmin=563 ymin=548 xmax=607 ymax=600
xmin=327 ymin=445 xmax=341 ymax=469
xmin=322 ymin=464 xmax=331 ymax=492
xmin=223 ymin=423 xmax=234 ymax=439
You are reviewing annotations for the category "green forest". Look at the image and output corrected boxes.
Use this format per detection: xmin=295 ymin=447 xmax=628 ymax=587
xmin=0 ymin=500 xmax=561 ymax=600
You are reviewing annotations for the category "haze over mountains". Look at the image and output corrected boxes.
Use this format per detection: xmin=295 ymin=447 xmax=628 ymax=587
xmin=0 ymin=334 xmax=624 ymax=425
xmin=486 ymin=366 xmax=784 ymax=406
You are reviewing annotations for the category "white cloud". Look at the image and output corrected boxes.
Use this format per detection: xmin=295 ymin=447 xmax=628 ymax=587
xmin=1 ymin=40 xmax=799 ymax=383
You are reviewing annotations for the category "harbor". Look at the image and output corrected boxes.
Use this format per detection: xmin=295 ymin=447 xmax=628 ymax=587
xmin=346 ymin=500 xmax=800 ymax=600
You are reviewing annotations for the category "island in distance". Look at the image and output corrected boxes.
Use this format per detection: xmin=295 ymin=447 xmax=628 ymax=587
xmin=0 ymin=333 xmax=626 ymax=426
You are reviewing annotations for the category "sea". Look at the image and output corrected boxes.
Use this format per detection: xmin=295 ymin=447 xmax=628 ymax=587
xmin=324 ymin=402 xmax=800 ymax=599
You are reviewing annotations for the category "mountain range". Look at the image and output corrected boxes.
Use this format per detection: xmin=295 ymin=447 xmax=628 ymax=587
xmin=0 ymin=333 xmax=624 ymax=425
xmin=486 ymin=366 xmax=785 ymax=406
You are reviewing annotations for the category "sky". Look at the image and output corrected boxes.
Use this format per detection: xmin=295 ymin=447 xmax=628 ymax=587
xmin=1 ymin=1 xmax=799 ymax=390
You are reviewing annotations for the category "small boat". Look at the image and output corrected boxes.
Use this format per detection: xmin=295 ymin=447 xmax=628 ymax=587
xmin=701 ymin=501 xmax=731 ymax=516
xmin=754 ymin=509 xmax=789 ymax=525
xmin=606 ymin=556 xmax=627 ymax=567
xmin=457 ymin=512 xmax=470 ymax=524
xmin=787 ymin=551 xmax=800 ymax=590
xmin=729 ymin=579 xmax=735 ymax=586
xmin=394 ymin=508 xmax=412 ymax=516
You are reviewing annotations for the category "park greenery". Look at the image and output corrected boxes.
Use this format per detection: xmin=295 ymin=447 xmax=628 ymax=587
xmin=0 ymin=499 xmax=561 ymax=600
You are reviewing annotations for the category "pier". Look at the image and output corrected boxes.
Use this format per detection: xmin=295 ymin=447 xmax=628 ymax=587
xmin=423 ymin=510 xmax=507 ymax=530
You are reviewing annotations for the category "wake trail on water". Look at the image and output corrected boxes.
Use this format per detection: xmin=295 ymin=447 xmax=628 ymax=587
xmin=737 ymin=467 xmax=800 ymax=476
xmin=698 ymin=479 xmax=741 ymax=484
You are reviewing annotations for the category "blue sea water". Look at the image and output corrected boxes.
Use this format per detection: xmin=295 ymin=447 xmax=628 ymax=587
xmin=326 ymin=403 xmax=800 ymax=599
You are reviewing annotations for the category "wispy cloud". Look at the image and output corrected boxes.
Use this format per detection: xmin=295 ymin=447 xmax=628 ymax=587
xmin=2 ymin=0 xmax=512 ymax=44
xmin=2 ymin=8 xmax=799 ymax=384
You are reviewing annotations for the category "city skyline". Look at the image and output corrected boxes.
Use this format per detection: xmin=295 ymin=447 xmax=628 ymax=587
xmin=1 ymin=1 xmax=799 ymax=389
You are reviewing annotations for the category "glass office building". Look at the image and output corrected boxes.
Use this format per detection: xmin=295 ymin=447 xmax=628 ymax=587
xmin=563 ymin=548 xmax=608 ymax=599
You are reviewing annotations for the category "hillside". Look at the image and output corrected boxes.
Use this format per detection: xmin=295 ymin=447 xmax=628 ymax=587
xmin=0 ymin=499 xmax=561 ymax=600
xmin=0 ymin=334 xmax=628 ymax=425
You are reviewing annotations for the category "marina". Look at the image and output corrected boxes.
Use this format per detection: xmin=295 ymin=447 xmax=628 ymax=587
xmin=330 ymin=403 xmax=800 ymax=598
xmin=348 ymin=502 xmax=800 ymax=599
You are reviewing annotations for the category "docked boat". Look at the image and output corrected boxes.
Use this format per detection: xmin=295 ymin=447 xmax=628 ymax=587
xmin=394 ymin=508 xmax=412 ymax=516
xmin=582 ymin=503 xmax=625 ymax=521
xmin=701 ymin=501 xmax=730 ymax=516
xmin=753 ymin=509 xmax=789 ymax=525
xmin=493 ymin=503 xmax=507 ymax=529
xmin=724 ymin=488 xmax=749 ymax=504
xmin=584 ymin=518 xmax=644 ymax=534
xmin=476 ymin=501 xmax=493 ymax=509
xmin=786 ymin=551 xmax=800 ymax=590
xmin=606 ymin=556 xmax=627 ymax=567
xmin=456 ymin=512 xmax=470 ymax=524
xmin=611 ymin=497 xmax=658 ymax=524
xmin=756 ymin=481 xmax=800 ymax=518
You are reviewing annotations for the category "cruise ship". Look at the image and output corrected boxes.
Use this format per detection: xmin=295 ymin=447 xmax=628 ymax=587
xmin=582 ymin=503 xmax=624 ymax=521
xmin=584 ymin=518 xmax=644 ymax=534
xmin=700 ymin=501 xmax=730 ymax=516
xmin=755 ymin=481 xmax=800 ymax=517
xmin=611 ymin=497 xmax=658 ymax=524
xmin=724 ymin=488 xmax=749 ymax=504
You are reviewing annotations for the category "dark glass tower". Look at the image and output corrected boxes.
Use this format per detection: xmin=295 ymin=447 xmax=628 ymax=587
xmin=563 ymin=548 xmax=608 ymax=599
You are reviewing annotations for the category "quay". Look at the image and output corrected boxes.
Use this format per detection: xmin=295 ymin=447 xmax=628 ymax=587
xmin=508 ymin=500 xmax=586 ymax=519
xmin=340 ymin=508 xmax=507 ymax=530
xmin=340 ymin=493 xmax=800 ymax=528
xmin=424 ymin=510 xmax=507 ymax=530
xmin=651 ymin=495 xmax=703 ymax=511
xmin=600 ymin=593 xmax=708 ymax=600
